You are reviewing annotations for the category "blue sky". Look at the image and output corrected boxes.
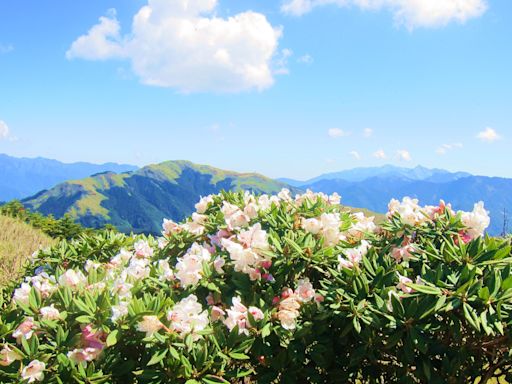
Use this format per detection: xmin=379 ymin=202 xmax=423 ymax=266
xmin=0 ymin=0 xmax=510 ymax=180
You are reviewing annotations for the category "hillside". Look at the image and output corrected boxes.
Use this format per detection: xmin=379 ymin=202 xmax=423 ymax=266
xmin=23 ymin=160 xmax=295 ymax=234
xmin=0 ymin=153 xmax=137 ymax=201
xmin=0 ymin=215 xmax=55 ymax=287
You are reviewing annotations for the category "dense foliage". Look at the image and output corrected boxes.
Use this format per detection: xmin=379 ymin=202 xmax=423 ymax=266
xmin=1 ymin=190 xmax=511 ymax=383
xmin=0 ymin=201 xmax=114 ymax=240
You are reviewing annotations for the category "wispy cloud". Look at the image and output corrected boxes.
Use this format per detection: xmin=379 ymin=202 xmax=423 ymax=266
xmin=396 ymin=149 xmax=412 ymax=162
xmin=274 ymin=48 xmax=293 ymax=75
xmin=297 ymin=54 xmax=313 ymax=64
xmin=436 ymin=142 xmax=463 ymax=155
xmin=281 ymin=0 xmax=488 ymax=30
xmin=476 ymin=127 xmax=501 ymax=142
xmin=349 ymin=150 xmax=361 ymax=160
xmin=373 ymin=149 xmax=387 ymax=160
xmin=0 ymin=43 xmax=14 ymax=54
xmin=363 ymin=128 xmax=373 ymax=138
xmin=0 ymin=120 xmax=9 ymax=140
xmin=328 ymin=128 xmax=350 ymax=138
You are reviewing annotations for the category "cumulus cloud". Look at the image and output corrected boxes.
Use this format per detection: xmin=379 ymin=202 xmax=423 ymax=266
xmin=66 ymin=1 xmax=283 ymax=93
xmin=363 ymin=128 xmax=373 ymax=138
xmin=349 ymin=150 xmax=361 ymax=160
xmin=328 ymin=128 xmax=350 ymax=138
xmin=373 ymin=149 xmax=387 ymax=159
xmin=396 ymin=149 xmax=412 ymax=161
xmin=281 ymin=0 xmax=487 ymax=29
xmin=436 ymin=142 xmax=463 ymax=155
xmin=476 ymin=127 xmax=500 ymax=142
xmin=0 ymin=120 xmax=9 ymax=140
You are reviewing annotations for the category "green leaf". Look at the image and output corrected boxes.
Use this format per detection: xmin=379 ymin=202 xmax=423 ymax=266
xmin=106 ymin=330 xmax=118 ymax=347
xmin=229 ymin=352 xmax=250 ymax=360
xmin=147 ymin=349 xmax=168 ymax=366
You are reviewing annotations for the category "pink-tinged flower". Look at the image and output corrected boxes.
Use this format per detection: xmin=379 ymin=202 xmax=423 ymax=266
xmin=211 ymin=306 xmax=226 ymax=322
xmin=40 ymin=305 xmax=61 ymax=321
xmin=0 ymin=344 xmax=21 ymax=366
xmin=249 ymin=268 xmax=262 ymax=281
xmin=391 ymin=244 xmax=415 ymax=263
xmin=133 ymin=240 xmax=154 ymax=259
xmin=137 ymin=316 xmax=164 ymax=337
xmin=81 ymin=325 xmax=106 ymax=351
xmin=261 ymin=260 xmax=272 ymax=270
xmin=397 ymin=274 xmax=414 ymax=294
xmin=12 ymin=317 xmax=35 ymax=343
xmin=195 ymin=195 xmax=214 ymax=214
xmin=281 ymin=288 xmax=294 ymax=299
xmin=157 ymin=237 xmax=169 ymax=249
xmin=210 ymin=229 xmax=232 ymax=247
xmin=338 ymin=241 xmax=370 ymax=269
xmin=314 ymin=294 xmax=324 ymax=303
xmin=162 ymin=218 xmax=181 ymax=236
xmin=213 ymin=256 xmax=225 ymax=274
xmin=67 ymin=348 xmax=102 ymax=364
xmin=262 ymin=273 xmax=275 ymax=283
xmin=295 ymin=278 xmax=315 ymax=303
xmin=277 ymin=295 xmax=301 ymax=330
xmin=248 ymin=307 xmax=264 ymax=321
xmin=58 ymin=269 xmax=86 ymax=290
xmin=21 ymin=359 xmax=45 ymax=382
xmin=157 ymin=260 xmax=174 ymax=282
xmin=244 ymin=202 xmax=259 ymax=219
xmin=167 ymin=295 xmax=209 ymax=339
xmin=272 ymin=296 xmax=281 ymax=306
xmin=175 ymin=243 xmax=211 ymax=287
xmin=328 ymin=192 xmax=341 ymax=205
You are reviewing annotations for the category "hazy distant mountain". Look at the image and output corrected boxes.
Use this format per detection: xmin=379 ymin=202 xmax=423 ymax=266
xmin=23 ymin=160 xmax=294 ymax=234
xmin=301 ymin=175 xmax=511 ymax=235
xmin=0 ymin=154 xmax=138 ymax=201
xmin=279 ymin=165 xmax=472 ymax=186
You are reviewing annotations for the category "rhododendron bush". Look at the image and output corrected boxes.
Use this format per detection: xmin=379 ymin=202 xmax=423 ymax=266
xmin=1 ymin=190 xmax=512 ymax=383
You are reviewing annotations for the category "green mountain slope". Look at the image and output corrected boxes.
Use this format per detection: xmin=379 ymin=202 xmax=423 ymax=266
xmin=22 ymin=160 xmax=293 ymax=234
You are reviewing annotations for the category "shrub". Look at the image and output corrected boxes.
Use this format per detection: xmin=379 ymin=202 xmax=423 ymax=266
xmin=1 ymin=190 xmax=511 ymax=383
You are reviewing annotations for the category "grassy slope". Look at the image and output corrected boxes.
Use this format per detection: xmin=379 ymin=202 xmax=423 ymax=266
xmin=0 ymin=215 xmax=55 ymax=287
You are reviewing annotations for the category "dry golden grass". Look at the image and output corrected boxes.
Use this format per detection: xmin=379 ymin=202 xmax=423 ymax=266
xmin=0 ymin=215 xmax=55 ymax=287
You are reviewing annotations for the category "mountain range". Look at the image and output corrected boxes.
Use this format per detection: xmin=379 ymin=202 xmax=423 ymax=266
xmin=0 ymin=154 xmax=137 ymax=201
xmin=1 ymin=155 xmax=510 ymax=236
xmin=22 ymin=160 xmax=292 ymax=234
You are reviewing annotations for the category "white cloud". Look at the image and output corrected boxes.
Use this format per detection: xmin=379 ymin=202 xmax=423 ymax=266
xmin=363 ymin=128 xmax=373 ymax=138
xmin=274 ymin=48 xmax=293 ymax=75
xmin=281 ymin=0 xmax=487 ymax=29
xmin=297 ymin=54 xmax=313 ymax=64
xmin=373 ymin=149 xmax=387 ymax=159
xmin=476 ymin=127 xmax=501 ymax=142
xmin=0 ymin=120 xmax=9 ymax=140
xmin=328 ymin=128 xmax=350 ymax=138
xmin=349 ymin=150 xmax=361 ymax=160
xmin=0 ymin=43 xmax=14 ymax=54
xmin=396 ymin=149 xmax=412 ymax=161
xmin=436 ymin=142 xmax=463 ymax=155
xmin=67 ymin=1 xmax=283 ymax=93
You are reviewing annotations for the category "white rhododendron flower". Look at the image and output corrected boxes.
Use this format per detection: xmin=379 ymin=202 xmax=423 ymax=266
xmin=137 ymin=316 xmax=164 ymax=337
xmin=157 ymin=259 xmax=174 ymax=281
xmin=58 ymin=269 xmax=87 ymax=290
xmin=13 ymin=283 xmax=31 ymax=306
xmin=388 ymin=197 xmax=429 ymax=226
xmin=67 ymin=348 xmax=101 ymax=364
xmin=237 ymin=223 xmax=270 ymax=253
xmin=301 ymin=218 xmax=322 ymax=235
xmin=224 ymin=296 xmax=263 ymax=335
xmin=347 ymin=212 xmax=377 ymax=239
xmin=40 ymin=304 xmax=61 ymax=321
xmin=30 ymin=273 xmax=57 ymax=298
xmin=84 ymin=260 xmax=101 ymax=272
xmin=195 ymin=195 xmax=214 ymax=214
xmin=175 ymin=243 xmax=211 ymax=287
xmin=0 ymin=344 xmax=21 ymax=366
xmin=391 ymin=243 xmax=416 ymax=263
xmin=167 ymin=295 xmax=209 ymax=339
xmin=124 ymin=258 xmax=150 ymax=281
xmin=338 ymin=240 xmax=370 ymax=269
xmin=277 ymin=295 xmax=301 ymax=330
xmin=111 ymin=302 xmax=129 ymax=322
xmin=277 ymin=188 xmax=292 ymax=201
xmin=13 ymin=317 xmax=36 ymax=343
xmin=397 ymin=274 xmax=414 ymax=294
xmin=460 ymin=201 xmax=490 ymax=240
xmin=21 ymin=359 xmax=45 ymax=382
xmin=110 ymin=248 xmax=133 ymax=268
